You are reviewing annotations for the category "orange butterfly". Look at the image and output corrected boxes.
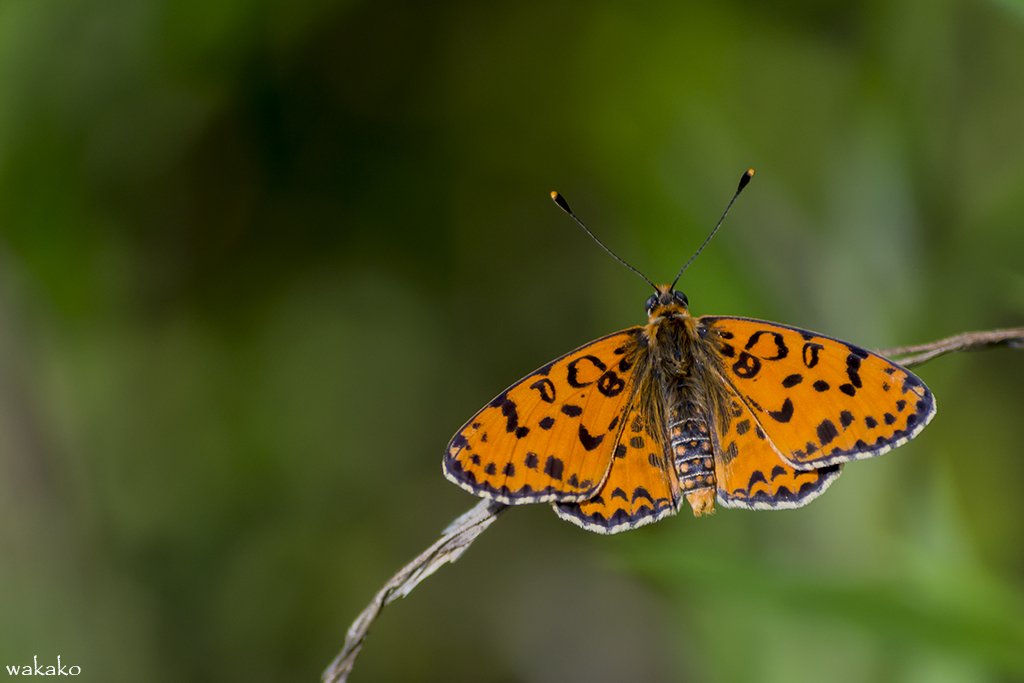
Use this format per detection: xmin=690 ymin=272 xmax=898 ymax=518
xmin=443 ymin=170 xmax=935 ymax=534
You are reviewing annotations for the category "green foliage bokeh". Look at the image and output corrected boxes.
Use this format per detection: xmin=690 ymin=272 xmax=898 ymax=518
xmin=1 ymin=0 xmax=1023 ymax=681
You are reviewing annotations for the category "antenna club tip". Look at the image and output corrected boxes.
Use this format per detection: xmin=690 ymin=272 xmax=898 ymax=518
xmin=738 ymin=168 xmax=754 ymax=192
xmin=550 ymin=191 xmax=572 ymax=214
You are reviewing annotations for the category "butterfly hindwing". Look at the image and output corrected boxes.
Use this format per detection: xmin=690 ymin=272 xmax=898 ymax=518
xmin=554 ymin=398 xmax=678 ymax=533
xmin=444 ymin=329 xmax=644 ymax=505
xmin=713 ymin=390 xmax=843 ymax=509
xmin=702 ymin=316 xmax=936 ymax=469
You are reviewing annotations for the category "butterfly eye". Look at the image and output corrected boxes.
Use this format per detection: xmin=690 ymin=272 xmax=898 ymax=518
xmin=674 ymin=291 xmax=689 ymax=307
xmin=645 ymin=294 xmax=658 ymax=313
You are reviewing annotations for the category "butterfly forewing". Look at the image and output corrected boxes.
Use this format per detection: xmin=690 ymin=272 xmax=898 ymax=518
xmin=712 ymin=388 xmax=843 ymax=509
xmin=703 ymin=316 xmax=936 ymax=469
xmin=554 ymin=399 xmax=678 ymax=533
xmin=444 ymin=329 xmax=645 ymax=505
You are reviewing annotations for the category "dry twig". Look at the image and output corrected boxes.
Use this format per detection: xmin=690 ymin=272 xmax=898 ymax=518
xmin=322 ymin=499 xmax=508 ymax=683
xmin=875 ymin=327 xmax=1024 ymax=367
xmin=322 ymin=326 xmax=1024 ymax=683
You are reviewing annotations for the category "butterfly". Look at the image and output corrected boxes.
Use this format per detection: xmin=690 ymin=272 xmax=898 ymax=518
xmin=443 ymin=170 xmax=935 ymax=534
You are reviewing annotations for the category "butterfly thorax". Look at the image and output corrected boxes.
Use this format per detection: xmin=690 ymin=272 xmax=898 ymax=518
xmin=640 ymin=285 xmax=733 ymax=516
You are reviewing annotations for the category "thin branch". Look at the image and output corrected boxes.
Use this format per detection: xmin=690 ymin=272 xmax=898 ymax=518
xmin=322 ymin=325 xmax=1024 ymax=683
xmin=322 ymin=499 xmax=508 ymax=683
xmin=875 ymin=327 xmax=1024 ymax=367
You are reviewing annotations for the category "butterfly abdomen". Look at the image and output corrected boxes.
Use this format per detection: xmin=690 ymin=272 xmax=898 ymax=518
xmin=668 ymin=399 xmax=717 ymax=515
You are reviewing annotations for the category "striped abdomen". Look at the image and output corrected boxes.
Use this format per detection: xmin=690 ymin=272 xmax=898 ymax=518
xmin=668 ymin=399 xmax=717 ymax=514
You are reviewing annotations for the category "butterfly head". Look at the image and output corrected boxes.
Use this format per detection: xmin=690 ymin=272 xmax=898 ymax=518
xmin=646 ymin=283 xmax=689 ymax=320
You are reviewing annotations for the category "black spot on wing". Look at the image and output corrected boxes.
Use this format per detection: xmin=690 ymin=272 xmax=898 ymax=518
xmin=839 ymin=411 xmax=854 ymax=428
xmin=613 ymin=444 xmax=627 ymax=459
xmin=566 ymin=355 xmax=607 ymax=388
xmin=529 ymin=378 xmax=556 ymax=403
xmin=817 ymin=420 xmax=839 ymax=446
xmin=770 ymin=465 xmax=787 ymax=480
xmin=484 ymin=462 xmax=496 ymax=475
xmin=611 ymin=487 xmax=628 ymax=501
xmin=782 ymin=374 xmax=803 ymax=388
xmin=813 ymin=380 xmax=830 ymax=392
xmin=768 ymin=398 xmax=794 ymax=423
xmin=578 ymin=425 xmax=604 ymax=451
xmin=543 ymin=456 xmax=564 ymax=480
xmin=802 ymin=342 xmax=824 ymax=368
xmin=724 ymin=441 xmax=739 ymax=462
xmin=561 ymin=404 xmax=583 ymax=417
xmin=630 ymin=415 xmax=644 ymax=433
xmin=865 ymin=416 xmax=877 ymax=429
xmin=632 ymin=487 xmax=654 ymax=504
xmin=846 ymin=354 xmax=863 ymax=388
xmin=502 ymin=463 xmax=515 ymax=477
xmin=744 ymin=330 xmax=789 ymax=360
xmin=597 ymin=371 xmax=626 ymax=397
xmin=539 ymin=416 xmax=555 ymax=430
xmin=846 ymin=344 xmax=870 ymax=359
xmin=732 ymin=352 xmax=762 ymax=378
xmin=629 ymin=436 xmax=645 ymax=449
xmin=524 ymin=452 xmax=539 ymax=469
xmin=747 ymin=470 xmax=768 ymax=488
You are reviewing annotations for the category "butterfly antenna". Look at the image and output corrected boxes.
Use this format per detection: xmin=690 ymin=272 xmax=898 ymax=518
xmin=670 ymin=168 xmax=754 ymax=290
xmin=550 ymin=191 xmax=658 ymax=290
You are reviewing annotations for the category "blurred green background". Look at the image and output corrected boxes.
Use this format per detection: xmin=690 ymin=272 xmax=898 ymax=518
xmin=2 ymin=0 xmax=1024 ymax=681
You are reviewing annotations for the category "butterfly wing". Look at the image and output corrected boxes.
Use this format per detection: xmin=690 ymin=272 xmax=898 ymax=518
xmin=444 ymin=329 xmax=645 ymax=505
xmin=554 ymin=398 xmax=678 ymax=533
xmin=713 ymin=389 xmax=843 ymax=509
xmin=702 ymin=316 xmax=935 ymax=469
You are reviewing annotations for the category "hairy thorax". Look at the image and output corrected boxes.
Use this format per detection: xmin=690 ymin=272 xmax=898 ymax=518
xmin=639 ymin=297 xmax=732 ymax=515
